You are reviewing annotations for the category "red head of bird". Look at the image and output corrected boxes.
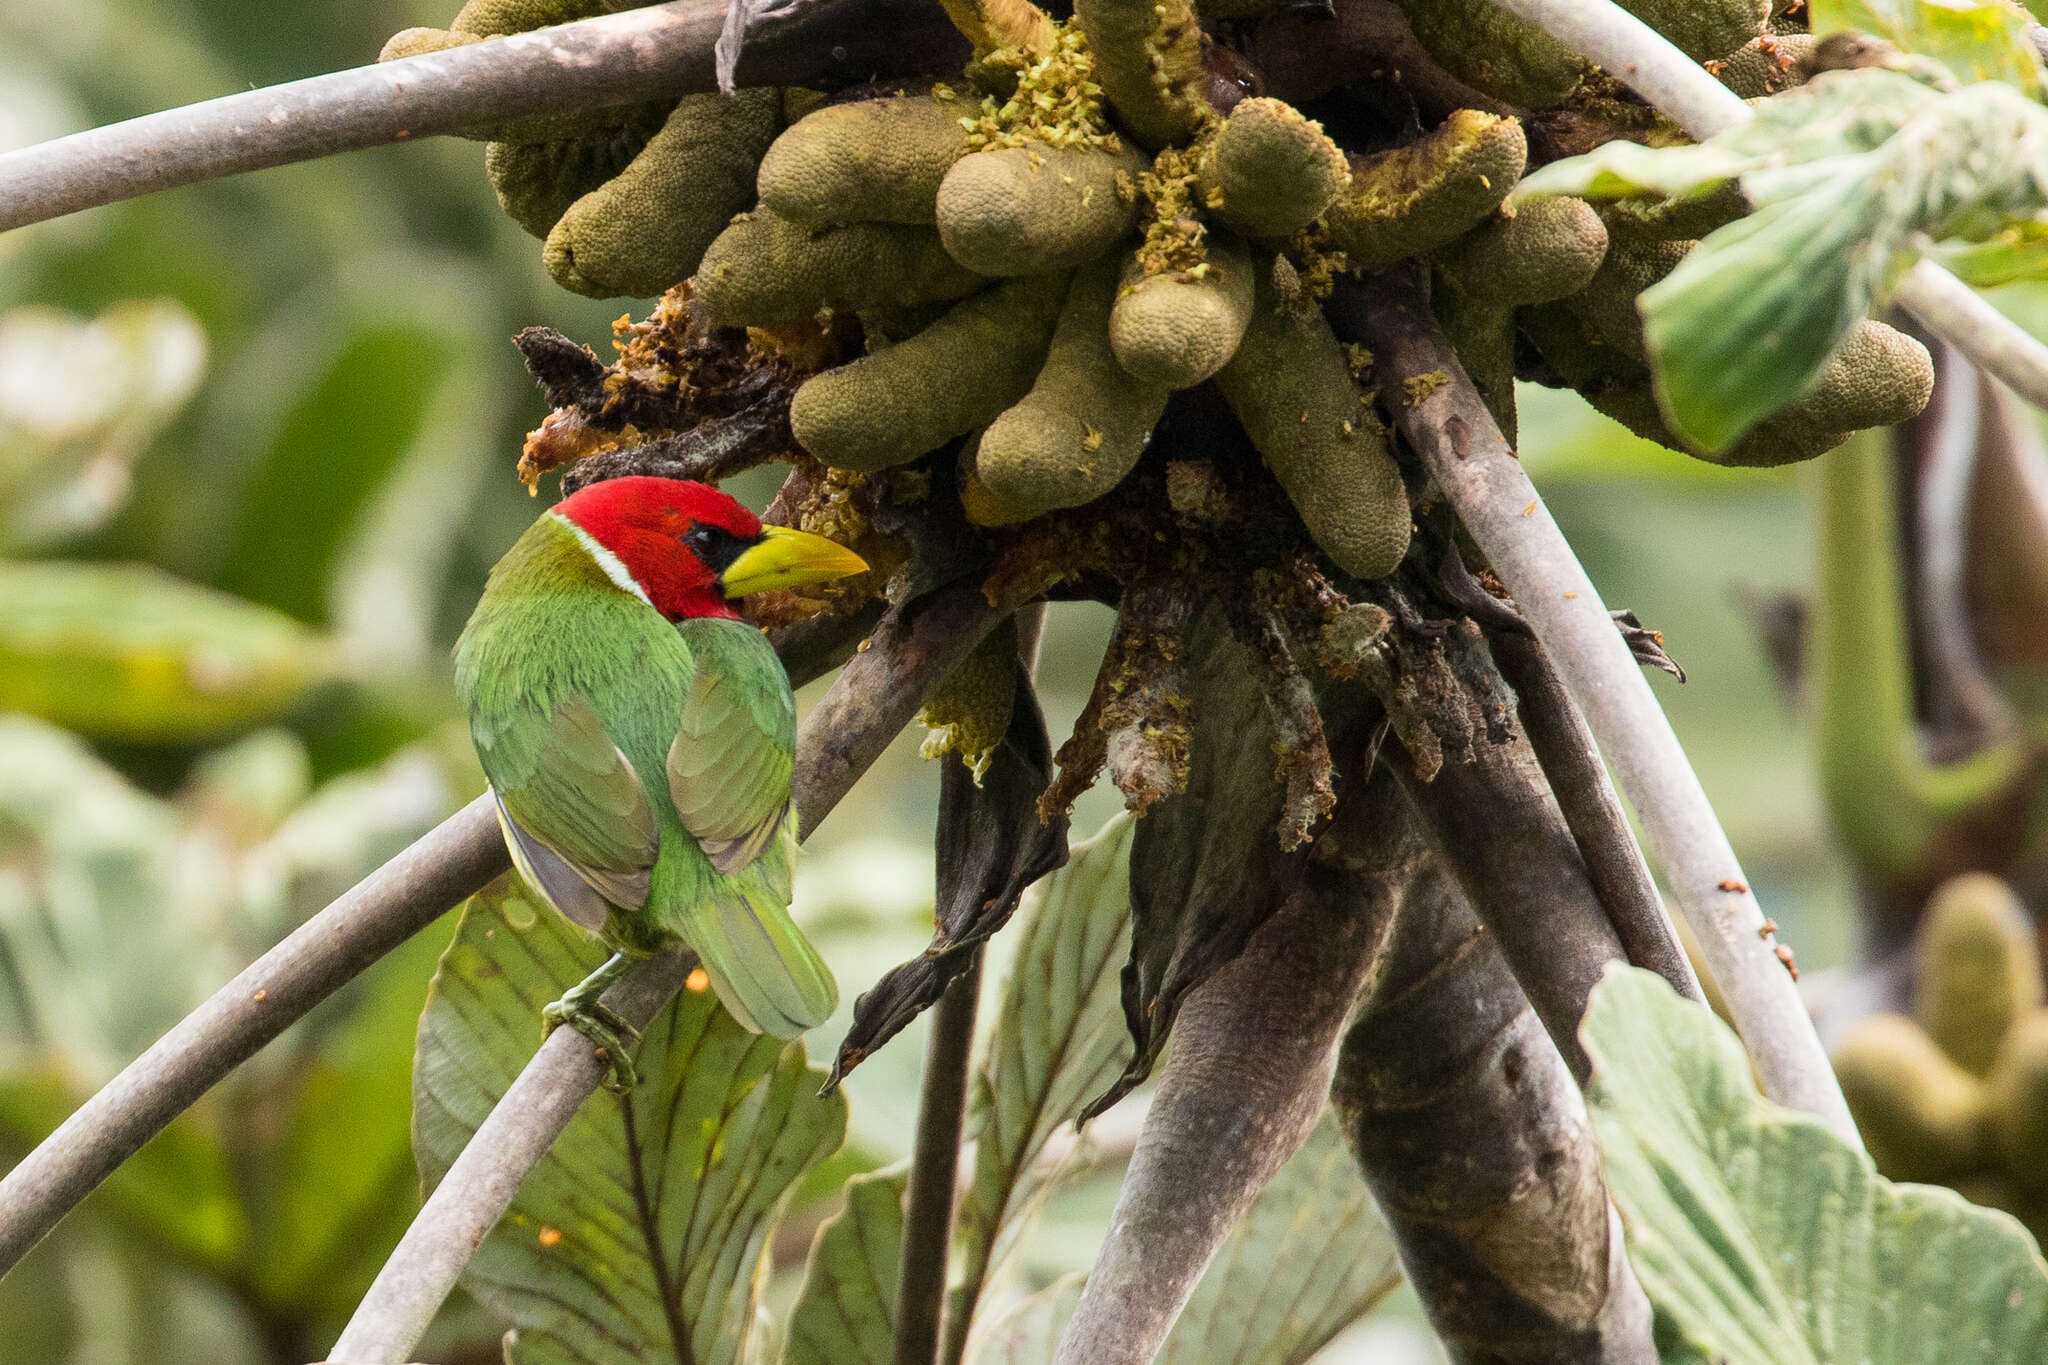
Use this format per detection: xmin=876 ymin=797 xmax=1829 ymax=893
xmin=555 ymin=476 xmax=866 ymax=620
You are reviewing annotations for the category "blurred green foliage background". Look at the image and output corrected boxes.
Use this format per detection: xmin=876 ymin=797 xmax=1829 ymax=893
xmin=0 ymin=3 xmax=1870 ymax=1362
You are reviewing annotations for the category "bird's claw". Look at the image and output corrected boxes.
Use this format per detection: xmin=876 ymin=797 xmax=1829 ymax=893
xmin=544 ymin=992 xmax=641 ymax=1094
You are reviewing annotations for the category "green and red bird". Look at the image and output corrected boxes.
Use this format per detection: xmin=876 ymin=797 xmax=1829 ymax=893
xmin=455 ymin=476 xmax=867 ymax=1087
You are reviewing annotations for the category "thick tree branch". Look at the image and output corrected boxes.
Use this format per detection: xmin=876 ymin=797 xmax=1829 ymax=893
xmin=1489 ymin=0 xmax=2048 ymax=417
xmin=0 ymin=608 xmax=877 ymax=1279
xmin=1332 ymin=278 xmax=1860 ymax=1141
xmin=1385 ymin=677 xmax=1630 ymax=1083
xmin=1049 ymin=805 xmax=1402 ymax=1365
xmin=0 ymin=0 xmax=964 ymax=233
xmin=1333 ymin=809 xmax=1656 ymax=1363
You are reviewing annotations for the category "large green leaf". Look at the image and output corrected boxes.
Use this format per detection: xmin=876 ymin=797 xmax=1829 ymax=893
xmin=780 ymin=1166 xmax=908 ymax=1365
xmin=414 ymin=876 xmax=848 ymax=1365
xmin=1583 ymin=966 xmax=2048 ymax=1364
xmin=1808 ymin=0 xmax=2042 ymax=90
xmin=947 ymin=812 xmax=1137 ymax=1357
xmin=1522 ymin=70 xmax=2048 ymax=453
xmin=967 ymin=1114 xmax=1399 ymax=1364
xmin=0 ymin=560 xmax=332 ymax=743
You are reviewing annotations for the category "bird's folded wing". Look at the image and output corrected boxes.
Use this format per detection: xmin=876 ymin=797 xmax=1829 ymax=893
xmin=484 ymin=694 xmax=658 ymax=915
xmin=666 ymin=636 xmax=795 ymax=878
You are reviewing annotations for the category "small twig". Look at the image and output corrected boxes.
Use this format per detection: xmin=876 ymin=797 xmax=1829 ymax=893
xmin=1488 ymin=632 xmax=1706 ymax=1006
xmin=892 ymin=955 xmax=982 ymax=1365
xmin=326 ymin=948 xmax=697 ymax=1365
xmin=1488 ymin=0 xmax=2048 ymax=417
xmin=1334 ymin=278 xmax=1860 ymax=1141
xmin=0 ymin=795 xmax=508 ymax=1278
xmin=0 ymin=0 xmax=964 ymax=232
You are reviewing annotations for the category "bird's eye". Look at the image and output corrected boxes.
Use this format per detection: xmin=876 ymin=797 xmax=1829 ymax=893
xmin=683 ymin=525 xmax=718 ymax=556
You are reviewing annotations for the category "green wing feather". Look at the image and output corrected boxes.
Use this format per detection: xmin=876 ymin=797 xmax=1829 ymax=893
xmin=658 ymin=619 xmax=832 ymax=1037
xmin=491 ymin=695 xmax=659 ymax=909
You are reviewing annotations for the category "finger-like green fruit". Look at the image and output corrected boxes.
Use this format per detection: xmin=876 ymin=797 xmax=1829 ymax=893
xmin=484 ymin=121 xmax=661 ymax=237
xmin=1108 ymin=237 xmax=1256 ymax=388
xmin=1989 ymin=1012 xmax=2048 ymax=1194
xmin=1918 ymin=873 xmax=2045 ymax=1077
xmin=1583 ymin=321 xmax=1933 ymax=466
xmin=1718 ymin=32 xmax=1815 ymax=97
xmin=1398 ymin=0 xmax=1590 ymax=107
xmin=757 ymin=91 xmax=976 ymax=226
xmin=1325 ymin=111 xmax=1527 ymax=269
xmin=1619 ymin=0 xmax=1767 ymax=61
xmin=1195 ymin=98 xmax=1349 ymax=240
xmin=974 ymin=257 xmax=1172 ymax=522
xmin=1565 ymin=227 xmax=1692 ymax=362
xmin=789 ymin=273 xmax=1069 ymax=470
xmin=1215 ymin=269 xmax=1411 ymax=579
xmin=1438 ymin=197 xmax=1609 ymax=307
xmin=936 ymin=142 xmax=1150 ymax=276
xmin=919 ymin=615 xmax=1019 ymax=775
xmin=1074 ymin=0 xmax=1214 ymax=148
xmin=1833 ymin=1012 xmax=1990 ymax=1183
xmin=696 ymin=210 xmax=989 ymax=326
xmin=544 ymin=90 xmax=781 ymax=299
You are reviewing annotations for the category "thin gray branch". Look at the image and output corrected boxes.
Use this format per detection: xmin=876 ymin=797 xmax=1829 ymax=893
xmin=1332 ymin=278 xmax=1860 ymax=1142
xmin=329 ymin=583 xmax=1003 ymax=1363
xmin=326 ymin=947 xmax=697 ymax=1365
xmin=0 ymin=794 xmax=508 ymax=1279
xmin=1489 ymin=0 xmax=2048 ymax=417
xmin=0 ymin=0 xmax=962 ymax=233
xmin=0 ymin=609 xmax=876 ymax=1281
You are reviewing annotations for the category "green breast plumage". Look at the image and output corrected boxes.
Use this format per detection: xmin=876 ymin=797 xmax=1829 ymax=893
xmin=454 ymin=512 xmax=834 ymax=1037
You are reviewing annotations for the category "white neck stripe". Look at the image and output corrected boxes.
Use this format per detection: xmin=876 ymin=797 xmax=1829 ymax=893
xmin=552 ymin=513 xmax=653 ymax=607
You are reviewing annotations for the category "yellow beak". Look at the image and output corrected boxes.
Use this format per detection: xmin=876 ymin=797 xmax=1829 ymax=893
xmin=718 ymin=524 xmax=869 ymax=598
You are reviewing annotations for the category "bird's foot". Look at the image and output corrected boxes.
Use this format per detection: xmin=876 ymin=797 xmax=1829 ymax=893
xmin=544 ymin=954 xmax=641 ymax=1093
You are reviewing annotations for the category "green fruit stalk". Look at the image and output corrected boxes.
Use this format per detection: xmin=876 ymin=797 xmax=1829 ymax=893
xmin=1325 ymin=111 xmax=1528 ymax=269
xmin=790 ymin=273 xmax=1071 ymax=471
xmin=1919 ymin=874 xmax=2046 ymax=1077
xmin=1073 ymin=0 xmax=1215 ymax=148
xmin=1215 ymin=266 xmax=1411 ymax=579
xmin=1194 ymin=98 xmax=1350 ymax=240
xmin=757 ymin=91 xmax=977 ymax=227
xmin=1397 ymin=0 xmax=1590 ymax=107
xmin=1832 ymin=1012 xmax=1990 ymax=1184
xmin=973 ymin=257 xmax=1173 ymax=522
xmin=1108 ymin=236 xmax=1257 ymax=389
xmin=696 ymin=211 xmax=989 ymax=326
xmin=545 ymin=90 xmax=783 ymax=299
xmin=936 ymin=141 xmax=1152 ymax=275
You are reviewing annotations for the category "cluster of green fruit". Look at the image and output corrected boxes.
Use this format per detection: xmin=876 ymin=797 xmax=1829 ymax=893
xmin=1833 ymin=874 xmax=2048 ymax=1235
xmin=388 ymin=0 xmax=1934 ymax=579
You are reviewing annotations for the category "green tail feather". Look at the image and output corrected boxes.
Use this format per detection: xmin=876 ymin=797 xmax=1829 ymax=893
xmin=681 ymin=882 xmax=837 ymax=1038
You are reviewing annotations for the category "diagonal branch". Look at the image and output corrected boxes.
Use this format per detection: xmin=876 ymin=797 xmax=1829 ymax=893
xmin=1488 ymin=0 xmax=2048 ymax=418
xmin=0 ymin=607 xmax=878 ymax=1280
xmin=0 ymin=0 xmax=964 ymax=233
xmin=0 ymin=794 xmax=507 ymax=1280
xmin=1330 ymin=277 xmax=1860 ymax=1142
